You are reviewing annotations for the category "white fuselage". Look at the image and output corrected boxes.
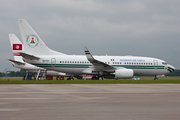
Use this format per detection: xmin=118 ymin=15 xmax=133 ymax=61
xmin=25 ymin=55 xmax=175 ymax=76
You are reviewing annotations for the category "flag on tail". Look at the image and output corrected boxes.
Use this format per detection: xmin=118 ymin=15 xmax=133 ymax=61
xmin=13 ymin=44 xmax=22 ymax=50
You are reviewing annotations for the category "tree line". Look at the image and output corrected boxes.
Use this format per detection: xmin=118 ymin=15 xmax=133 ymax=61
xmin=0 ymin=69 xmax=26 ymax=77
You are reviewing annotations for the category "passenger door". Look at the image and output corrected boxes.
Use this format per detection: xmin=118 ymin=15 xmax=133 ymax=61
xmin=51 ymin=58 xmax=56 ymax=66
xmin=153 ymin=60 xmax=158 ymax=69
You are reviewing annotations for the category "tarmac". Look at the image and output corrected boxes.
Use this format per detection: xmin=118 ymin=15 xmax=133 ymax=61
xmin=0 ymin=84 xmax=180 ymax=120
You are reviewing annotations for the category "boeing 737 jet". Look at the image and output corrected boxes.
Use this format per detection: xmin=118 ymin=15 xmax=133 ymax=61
xmin=18 ymin=19 xmax=175 ymax=80
xmin=8 ymin=34 xmax=72 ymax=79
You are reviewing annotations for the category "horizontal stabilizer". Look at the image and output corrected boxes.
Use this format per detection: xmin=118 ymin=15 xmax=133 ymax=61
xmin=8 ymin=59 xmax=25 ymax=65
xmin=19 ymin=52 xmax=40 ymax=60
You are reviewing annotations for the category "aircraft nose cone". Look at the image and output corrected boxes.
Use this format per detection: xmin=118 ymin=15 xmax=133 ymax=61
xmin=168 ymin=65 xmax=175 ymax=73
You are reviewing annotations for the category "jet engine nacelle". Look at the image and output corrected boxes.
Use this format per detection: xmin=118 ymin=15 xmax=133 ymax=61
xmin=115 ymin=69 xmax=134 ymax=79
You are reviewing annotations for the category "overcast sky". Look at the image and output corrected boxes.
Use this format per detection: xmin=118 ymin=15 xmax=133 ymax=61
xmin=0 ymin=0 xmax=180 ymax=72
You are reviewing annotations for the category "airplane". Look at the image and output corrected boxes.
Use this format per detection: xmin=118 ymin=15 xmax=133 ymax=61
xmin=18 ymin=19 xmax=175 ymax=80
xmin=8 ymin=34 xmax=73 ymax=80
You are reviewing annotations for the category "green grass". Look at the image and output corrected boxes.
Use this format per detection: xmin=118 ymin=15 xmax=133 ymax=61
xmin=0 ymin=77 xmax=180 ymax=84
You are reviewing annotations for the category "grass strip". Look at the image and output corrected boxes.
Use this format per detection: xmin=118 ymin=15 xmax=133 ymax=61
xmin=0 ymin=77 xmax=180 ymax=84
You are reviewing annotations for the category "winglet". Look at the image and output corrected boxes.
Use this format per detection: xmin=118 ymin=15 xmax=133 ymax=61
xmin=83 ymin=46 xmax=114 ymax=70
xmin=83 ymin=46 xmax=95 ymax=62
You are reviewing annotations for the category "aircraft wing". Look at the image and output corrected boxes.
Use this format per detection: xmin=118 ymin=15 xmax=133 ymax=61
xmin=8 ymin=59 xmax=25 ymax=65
xmin=19 ymin=52 xmax=40 ymax=60
xmin=84 ymin=46 xmax=115 ymax=71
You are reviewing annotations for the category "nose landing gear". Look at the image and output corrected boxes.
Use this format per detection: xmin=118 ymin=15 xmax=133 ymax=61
xmin=154 ymin=76 xmax=158 ymax=80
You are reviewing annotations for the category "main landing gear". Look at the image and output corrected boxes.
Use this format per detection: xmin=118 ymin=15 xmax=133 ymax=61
xmin=154 ymin=76 xmax=158 ymax=80
xmin=67 ymin=77 xmax=74 ymax=80
xmin=91 ymin=76 xmax=103 ymax=80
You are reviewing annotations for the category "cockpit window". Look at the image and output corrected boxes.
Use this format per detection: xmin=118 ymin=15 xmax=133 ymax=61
xmin=162 ymin=62 xmax=167 ymax=65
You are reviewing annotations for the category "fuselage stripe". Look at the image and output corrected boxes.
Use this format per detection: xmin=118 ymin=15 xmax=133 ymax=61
xmin=32 ymin=63 xmax=166 ymax=70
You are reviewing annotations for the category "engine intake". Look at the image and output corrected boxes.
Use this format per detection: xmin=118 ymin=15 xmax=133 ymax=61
xmin=114 ymin=69 xmax=134 ymax=79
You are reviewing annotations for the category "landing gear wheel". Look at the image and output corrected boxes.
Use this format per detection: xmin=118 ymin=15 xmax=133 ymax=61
xmin=154 ymin=77 xmax=158 ymax=80
xmin=67 ymin=77 xmax=74 ymax=80
xmin=99 ymin=77 xmax=103 ymax=80
xmin=92 ymin=76 xmax=103 ymax=80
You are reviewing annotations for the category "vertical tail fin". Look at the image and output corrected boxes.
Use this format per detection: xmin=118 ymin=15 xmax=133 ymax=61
xmin=9 ymin=34 xmax=24 ymax=62
xmin=18 ymin=19 xmax=66 ymax=55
